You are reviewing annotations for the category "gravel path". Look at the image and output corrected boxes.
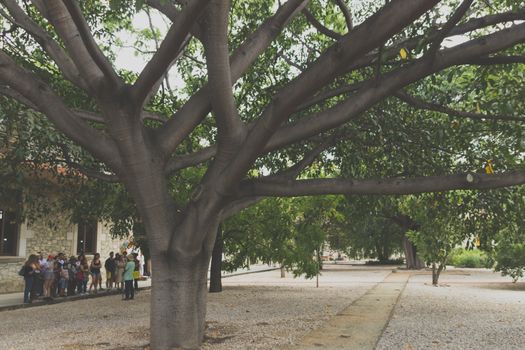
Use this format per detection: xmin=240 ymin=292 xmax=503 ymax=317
xmin=376 ymin=269 xmax=525 ymax=350
xmin=0 ymin=266 xmax=388 ymax=350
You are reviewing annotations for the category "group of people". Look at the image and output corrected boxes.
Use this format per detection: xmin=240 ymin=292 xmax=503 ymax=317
xmin=20 ymin=251 xmax=141 ymax=303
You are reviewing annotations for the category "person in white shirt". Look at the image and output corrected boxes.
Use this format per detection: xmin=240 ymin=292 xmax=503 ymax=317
xmin=36 ymin=252 xmax=47 ymax=297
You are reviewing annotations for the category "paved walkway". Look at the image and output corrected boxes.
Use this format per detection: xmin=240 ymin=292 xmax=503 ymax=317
xmin=286 ymin=271 xmax=410 ymax=350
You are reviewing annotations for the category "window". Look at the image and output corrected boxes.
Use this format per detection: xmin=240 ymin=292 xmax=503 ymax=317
xmin=77 ymin=221 xmax=97 ymax=254
xmin=0 ymin=209 xmax=19 ymax=256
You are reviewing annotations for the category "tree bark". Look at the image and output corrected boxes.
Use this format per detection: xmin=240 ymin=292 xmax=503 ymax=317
xmin=402 ymin=235 xmax=424 ymax=269
xmin=431 ymin=263 xmax=444 ymax=285
xmin=150 ymin=252 xmax=211 ymax=350
xmin=209 ymin=225 xmax=223 ymax=293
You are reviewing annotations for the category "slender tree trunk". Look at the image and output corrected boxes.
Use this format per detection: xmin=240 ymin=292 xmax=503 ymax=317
xmin=150 ymin=252 xmax=211 ymax=350
xmin=209 ymin=225 xmax=223 ymax=293
xmin=431 ymin=262 xmax=444 ymax=286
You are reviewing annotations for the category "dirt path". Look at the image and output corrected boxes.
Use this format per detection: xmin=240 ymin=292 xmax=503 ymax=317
xmin=285 ymin=271 xmax=410 ymax=350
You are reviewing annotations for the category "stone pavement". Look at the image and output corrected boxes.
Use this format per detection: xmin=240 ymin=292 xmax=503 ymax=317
xmin=285 ymin=270 xmax=410 ymax=350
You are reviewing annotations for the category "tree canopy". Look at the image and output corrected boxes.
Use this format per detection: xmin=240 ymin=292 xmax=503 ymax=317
xmin=0 ymin=1 xmax=524 ymax=348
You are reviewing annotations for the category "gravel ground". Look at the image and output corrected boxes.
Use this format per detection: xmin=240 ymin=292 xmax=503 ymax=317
xmin=0 ymin=266 xmax=387 ymax=350
xmin=376 ymin=268 xmax=525 ymax=350
xmin=4 ymin=267 xmax=521 ymax=350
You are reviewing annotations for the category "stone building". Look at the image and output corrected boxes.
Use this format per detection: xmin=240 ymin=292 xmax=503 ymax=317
xmin=0 ymin=208 xmax=128 ymax=293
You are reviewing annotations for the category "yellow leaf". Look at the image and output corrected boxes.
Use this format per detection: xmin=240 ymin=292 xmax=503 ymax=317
xmin=399 ymin=48 xmax=408 ymax=59
xmin=485 ymin=160 xmax=494 ymax=174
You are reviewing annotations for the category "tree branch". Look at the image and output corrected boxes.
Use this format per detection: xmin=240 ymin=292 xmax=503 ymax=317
xmin=0 ymin=0 xmax=87 ymax=90
xmin=302 ymin=8 xmax=342 ymax=40
xmin=0 ymin=51 xmax=122 ymax=171
xmin=271 ymin=136 xmax=336 ymax=180
xmin=343 ymin=7 xmax=525 ymax=74
xmin=37 ymin=1 xmax=107 ymax=92
xmin=426 ymin=0 xmax=474 ymax=57
xmin=394 ymin=90 xmax=525 ymax=123
xmin=145 ymin=0 xmax=204 ymax=39
xmin=62 ymin=0 xmax=121 ymax=88
xmin=156 ymin=0 xmax=308 ymax=157
xmin=220 ymin=138 xmax=334 ymax=220
xmin=132 ymin=0 xmax=210 ymax=106
xmin=464 ymin=55 xmax=525 ymax=65
xmin=238 ymin=170 xmax=525 ymax=197
xmin=203 ymin=0 xmax=244 ymax=155
xmin=157 ymin=20 xmax=525 ymax=172
xmin=261 ymin=22 xmax=525 ymax=155
xmin=165 ymin=147 xmax=216 ymax=174
xmin=334 ymin=0 xmax=352 ymax=31
xmin=219 ymin=0 xmax=440 ymax=189
xmin=59 ymin=145 xmax=119 ymax=182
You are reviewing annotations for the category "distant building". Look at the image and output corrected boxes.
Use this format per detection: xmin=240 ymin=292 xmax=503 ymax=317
xmin=0 ymin=208 xmax=127 ymax=293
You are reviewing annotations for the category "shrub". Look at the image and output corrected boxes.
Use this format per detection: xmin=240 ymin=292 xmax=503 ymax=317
xmin=449 ymin=248 xmax=490 ymax=268
xmin=494 ymin=243 xmax=525 ymax=282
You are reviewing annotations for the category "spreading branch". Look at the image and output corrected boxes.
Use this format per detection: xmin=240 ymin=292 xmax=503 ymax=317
xmin=133 ymin=0 xmax=210 ymax=106
xmin=0 ymin=51 xmax=122 ymax=171
xmin=145 ymin=0 xmax=204 ymax=39
xmin=261 ymin=22 xmax=525 ymax=155
xmin=464 ymin=55 xmax=525 ymax=65
xmin=426 ymin=0 xmax=474 ymax=57
xmin=302 ymin=8 xmax=342 ymax=40
xmin=154 ymin=20 xmax=525 ymax=173
xmin=219 ymin=0 xmax=441 ymax=189
xmin=156 ymin=0 xmax=308 ymax=156
xmin=394 ymin=91 xmax=525 ymax=123
xmin=62 ymin=0 xmax=121 ymax=88
xmin=221 ymin=138 xmax=335 ymax=219
xmin=343 ymin=7 xmax=525 ymax=74
xmin=202 ymin=0 xmax=244 ymax=156
xmin=238 ymin=170 xmax=525 ymax=197
xmin=37 ymin=1 xmax=107 ymax=92
xmin=334 ymin=0 xmax=353 ymax=31
xmin=0 ymin=0 xmax=87 ymax=89
xmin=60 ymin=145 xmax=119 ymax=183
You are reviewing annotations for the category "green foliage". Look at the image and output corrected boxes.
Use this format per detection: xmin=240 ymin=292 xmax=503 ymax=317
xmin=494 ymin=242 xmax=525 ymax=282
xmin=327 ymin=196 xmax=404 ymax=262
xmin=402 ymin=193 xmax=470 ymax=277
xmin=223 ymin=196 xmax=343 ymax=278
xmin=449 ymin=248 xmax=490 ymax=268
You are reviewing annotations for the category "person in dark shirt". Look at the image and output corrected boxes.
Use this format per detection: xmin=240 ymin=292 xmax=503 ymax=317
xmin=22 ymin=254 xmax=40 ymax=303
xmin=104 ymin=251 xmax=116 ymax=290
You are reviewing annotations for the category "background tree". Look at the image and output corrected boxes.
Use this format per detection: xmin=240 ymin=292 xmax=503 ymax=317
xmin=327 ymin=196 xmax=406 ymax=263
xmin=1 ymin=1 xmax=525 ymax=348
xmin=401 ymin=192 xmax=471 ymax=285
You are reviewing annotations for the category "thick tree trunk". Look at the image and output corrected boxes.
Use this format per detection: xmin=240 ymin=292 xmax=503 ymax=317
xmin=402 ymin=235 xmax=424 ymax=269
xmin=209 ymin=226 xmax=223 ymax=293
xmin=150 ymin=252 xmax=211 ymax=350
xmin=280 ymin=265 xmax=286 ymax=278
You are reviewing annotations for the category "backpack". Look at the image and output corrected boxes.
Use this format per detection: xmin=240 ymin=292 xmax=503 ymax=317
xmin=18 ymin=265 xmax=25 ymax=277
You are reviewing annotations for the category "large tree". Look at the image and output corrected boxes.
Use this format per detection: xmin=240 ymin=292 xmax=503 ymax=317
xmin=1 ymin=0 xmax=525 ymax=348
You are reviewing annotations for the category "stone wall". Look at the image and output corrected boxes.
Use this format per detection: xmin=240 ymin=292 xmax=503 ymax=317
xmin=24 ymin=213 xmax=74 ymax=257
xmin=0 ymin=257 xmax=25 ymax=294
